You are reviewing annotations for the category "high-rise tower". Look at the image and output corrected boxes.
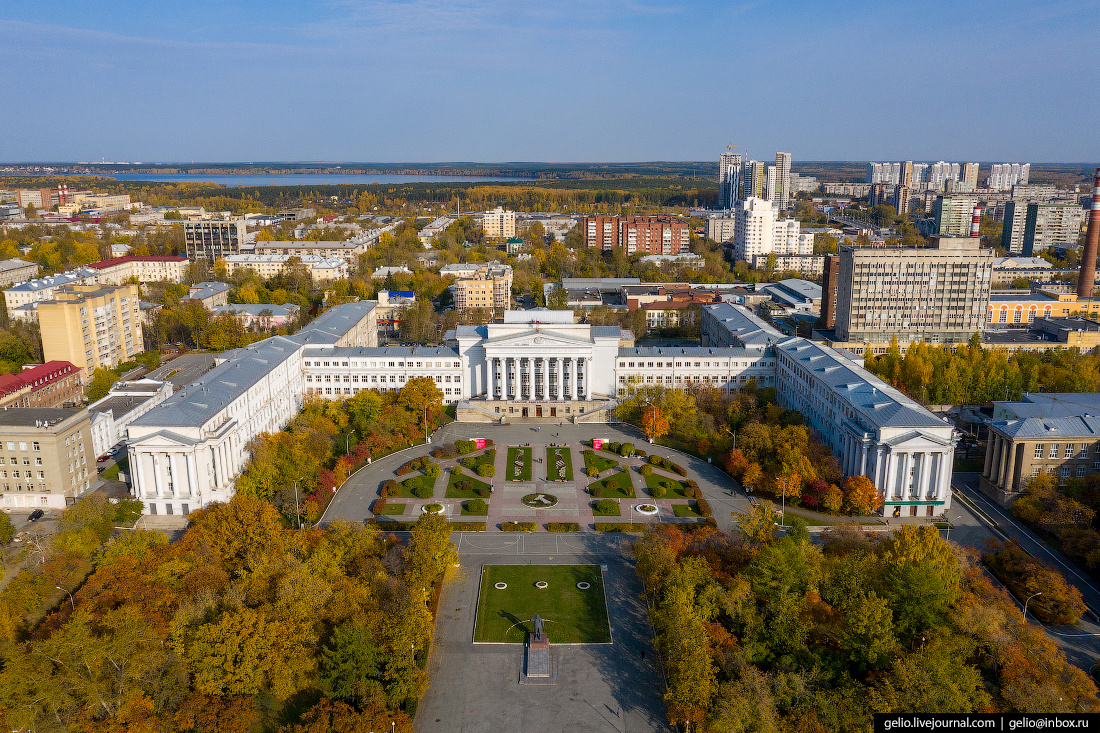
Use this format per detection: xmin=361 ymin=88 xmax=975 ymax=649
xmin=718 ymin=148 xmax=742 ymax=210
xmin=775 ymin=152 xmax=792 ymax=209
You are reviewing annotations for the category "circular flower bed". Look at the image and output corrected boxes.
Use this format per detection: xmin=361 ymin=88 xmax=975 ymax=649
xmin=576 ymin=582 xmax=591 ymax=590
xmin=494 ymin=582 xmax=508 ymax=589
xmin=522 ymin=493 xmax=558 ymax=508
xmin=535 ymin=581 xmax=548 ymax=589
xmin=421 ymin=503 xmax=444 ymax=514
xmin=635 ymin=504 xmax=659 ymax=516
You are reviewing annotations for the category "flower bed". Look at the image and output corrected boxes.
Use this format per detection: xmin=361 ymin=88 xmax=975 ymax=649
xmin=547 ymin=446 xmax=573 ymax=481
xmin=506 ymin=445 xmax=533 ymax=481
xmin=522 ymin=493 xmax=558 ymax=508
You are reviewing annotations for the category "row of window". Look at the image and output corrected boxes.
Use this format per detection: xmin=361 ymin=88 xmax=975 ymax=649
xmin=306 ymin=386 xmax=460 ymax=398
xmin=305 ymin=374 xmax=461 ymax=385
xmin=1035 ymin=465 xmax=1096 ymax=479
xmin=618 ymin=359 xmax=770 ymax=368
xmin=304 ymin=359 xmax=460 ymax=368
xmin=1032 ymin=443 xmax=1100 ymax=459
xmin=0 ymin=470 xmax=45 ymax=479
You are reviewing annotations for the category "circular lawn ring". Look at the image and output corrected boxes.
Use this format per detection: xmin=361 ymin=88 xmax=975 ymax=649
xmin=421 ymin=503 xmax=444 ymax=514
xmin=635 ymin=504 xmax=659 ymax=515
xmin=522 ymin=493 xmax=558 ymax=508
xmin=494 ymin=582 xmax=508 ymax=590
xmin=576 ymin=582 xmax=591 ymax=590
xmin=535 ymin=581 xmax=548 ymax=589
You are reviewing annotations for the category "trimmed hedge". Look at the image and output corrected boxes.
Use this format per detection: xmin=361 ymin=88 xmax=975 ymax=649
xmin=380 ymin=479 xmax=398 ymax=497
xmin=639 ymin=465 xmax=653 ymax=476
xmin=463 ymin=498 xmax=488 ymax=515
xmin=595 ymin=522 xmax=646 ymax=532
xmin=696 ymin=497 xmax=712 ymax=518
xmin=476 ymin=463 xmax=495 ymax=478
xmin=648 ymin=455 xmax=687 ymax=476
xmin=547 ymin=522 xmax=580 ymax=532
xmin=501 ymin=521 xmax=537 ymax=532
xmin=456 ymin=440 xmax=477 ymax=455
xmin=649 ymin=482 xmax=667 ymax=499
xmin=450 ymin=521 xmax=486 ymax=531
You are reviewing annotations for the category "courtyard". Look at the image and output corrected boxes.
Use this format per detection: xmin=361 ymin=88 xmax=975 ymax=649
xmin=321 ymin=422 xmax=750 ymax=534
xmin=474 ymin=564 xmax=611 ymax=644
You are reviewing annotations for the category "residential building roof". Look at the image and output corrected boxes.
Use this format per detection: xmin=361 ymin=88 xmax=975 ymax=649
xmin=86 ymin=255 xmax=187 ymax=270
xmin=185 ymin=282 xmax=230 ymax=300
xmin=213 ymin=303 xmax=299 ymax=318
xmin=0 ymin=407 xmax=86 ymax=428
xmin=0 ymin=361 xmax=80 ymax=398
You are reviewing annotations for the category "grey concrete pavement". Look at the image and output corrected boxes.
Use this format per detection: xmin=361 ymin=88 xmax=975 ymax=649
xmin=417 ymin=535 xmax=672 ymax=732
xmin=322 ymin=421 xmax=754 ymax=533
xmin=143 ymin=353 xmax=217 ymax=390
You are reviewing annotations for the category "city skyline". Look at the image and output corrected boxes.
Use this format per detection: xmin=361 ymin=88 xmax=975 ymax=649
xmin=2 ymin=0 xmax=1098 ymax=162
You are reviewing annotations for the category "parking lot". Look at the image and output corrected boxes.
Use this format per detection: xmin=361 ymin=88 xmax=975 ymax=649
xmin=143 ymin=353 xmax=218 ymax=390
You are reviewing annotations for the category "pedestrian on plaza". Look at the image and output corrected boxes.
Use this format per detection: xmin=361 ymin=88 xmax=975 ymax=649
xmin=616 ymin=706 xmax=621 ymax=718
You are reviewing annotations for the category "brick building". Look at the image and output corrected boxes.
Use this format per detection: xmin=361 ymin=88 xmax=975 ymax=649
xmin=0 ymin=362 xmax=83 ymax=409
xmin=581 ymin=215 xmax=691 ymax=255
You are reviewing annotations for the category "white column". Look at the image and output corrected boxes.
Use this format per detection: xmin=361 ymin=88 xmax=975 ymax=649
xmin=902 ymin=453 xmax=913 ymax=496
xmin=859 ymin=443 xmax=868 ymax=477
xmin=168 ymin=453 xmax=182 ymax=499
xmin=938 ymin=451 xmax=953 ymax=501
xmin=504 ymin=358 xmax=511 ymax=399
xmin=152 ymin=454 xmax=164 ymax=497
xmin=582 ymin=358 xmax=590 ymax=400
xmin=918 ymin=452 xmax=932 ymax=498
xmin=185 ymin=451 xmax=197 ymax=499
xmin=541 ymin=357 xmax=549 ymax=401
xmin=211 ymin=446 xmax=223 ymax=489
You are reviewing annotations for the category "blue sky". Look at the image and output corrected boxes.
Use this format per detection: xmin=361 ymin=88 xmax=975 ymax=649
xmin=1 ymin=0 xmax=1097 ymax=162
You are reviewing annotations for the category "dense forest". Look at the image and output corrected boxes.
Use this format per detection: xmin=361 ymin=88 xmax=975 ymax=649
xmin=638 ymin=522 xmax=1098 ymax=731
xmin=863 ymin=336 xmax=1100 ymax=405
xmin=0 ymin=494 xmax=454 ymax=732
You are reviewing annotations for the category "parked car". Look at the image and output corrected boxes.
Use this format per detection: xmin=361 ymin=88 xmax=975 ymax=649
xmin=28 ymin=509 xmax=44 ymax=522
xmin=97 ymin=455 xmax=110 ymax=462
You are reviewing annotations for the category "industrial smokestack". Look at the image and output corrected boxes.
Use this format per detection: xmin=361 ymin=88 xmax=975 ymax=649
xmin=970 ymin=206 xmax=982 ymax=237
xmin=1078 ymin=167 xmax=1100 ymax=299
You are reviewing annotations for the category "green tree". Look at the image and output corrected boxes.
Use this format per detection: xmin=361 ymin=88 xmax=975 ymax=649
xmin=735 ymin=500 xmax=781 ymax=544
xmin=85 ymin=367 xmax=118 ymax=402
xmin=318 ymin=622 xmax=383 ymax=705
xmin=402 ymin=511 xmax=458 ymax=592
xmin=879 ymin=525 xmax=961 ymax=638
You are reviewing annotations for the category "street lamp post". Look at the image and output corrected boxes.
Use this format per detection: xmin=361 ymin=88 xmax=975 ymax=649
xmin=345 ymin=429 xmax=356 ymax=454
xmin=55 ymin=585 xmax=74 ymax=611
xmin=293 ymin=478 xmax=303 ymax=530
xmin=1023 ymin=591 xmax=1042 ymax=622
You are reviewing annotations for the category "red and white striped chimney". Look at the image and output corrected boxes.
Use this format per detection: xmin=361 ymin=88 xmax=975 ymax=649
xmin=970 ymin=206 xmax=982 ymax=237
xmin=1078 ymin=167 xmax=1100 ymax=298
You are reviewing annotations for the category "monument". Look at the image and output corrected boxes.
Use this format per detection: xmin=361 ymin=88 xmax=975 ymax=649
xmin=522 ymin=613 xmax=554 ymax=683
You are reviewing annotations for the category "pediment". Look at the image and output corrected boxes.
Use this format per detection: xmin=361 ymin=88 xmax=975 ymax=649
xmin=126 ymin=428 xmax=199 ymax=448
xmin=883 ymin=430 xmax=955 ymax=449
xmin=485 ymin=330 xmax=591 ymax=349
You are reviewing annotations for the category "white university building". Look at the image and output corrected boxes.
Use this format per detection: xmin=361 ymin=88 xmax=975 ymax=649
xmin=126 ymin=303 xmax=955 ymax=517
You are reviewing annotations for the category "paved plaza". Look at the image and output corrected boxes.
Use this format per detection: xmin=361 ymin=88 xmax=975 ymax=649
xmin=418 ymin=533 xmax=673 ymax=732
xmin=321 ymin=422 xmax=752 ymax=534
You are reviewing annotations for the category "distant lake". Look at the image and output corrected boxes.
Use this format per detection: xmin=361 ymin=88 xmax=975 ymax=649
xmin=78 ymin=173 xmax=533 ymax=186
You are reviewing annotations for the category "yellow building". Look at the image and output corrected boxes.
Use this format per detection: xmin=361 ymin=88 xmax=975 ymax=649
xmin=38 ymin=284 xmax=143 ymax=378
xmin=453 ymin=264 xmax=513 ymax=312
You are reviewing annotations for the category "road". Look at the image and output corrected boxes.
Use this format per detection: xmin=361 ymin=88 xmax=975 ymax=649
xmin=949 ymin=472 xmax=1100 ymax=672
xmin=143 ymin=353 xmax=217 ymax=390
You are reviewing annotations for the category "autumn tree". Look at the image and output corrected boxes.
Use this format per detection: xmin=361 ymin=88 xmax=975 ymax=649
xmin=879 ymin=525 xmax=961 ymax=638
xmin=842 ymin=475 xmax=884 ymax=516
xmin=642 ymin=405 xmax=670 ymax=442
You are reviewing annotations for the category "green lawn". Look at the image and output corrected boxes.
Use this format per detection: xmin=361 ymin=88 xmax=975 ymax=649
xmin=591 ymin=500 xmax=621 ymax=517
xmin=547 ymin=447 xmax=574 ymax=481
xmin=474 ymin=564 xmax=611 ymax=644
xmin=381 ymin=502 xmax=406 ymax=515
xmin=101 ymin=456 xmax=128 ymax=481
xmin=645 ymin=472 xmax=687 ymax=498
xmin=672 ymin=503 xmax=702 ymax=518
xmin=589 ymin=470 xmax=635 ymax=499
xmin=583 ymin=449 xmax=619 ymax=475
xmin=394 ymin=474 xmax=438 ymax=498
xmin=459 ymin=450 xmax=496 ymax=474
xmin=506 ymin=446 xmax=532 ymax=481
xmin=445 ymin=471 xmax=492 ymax=498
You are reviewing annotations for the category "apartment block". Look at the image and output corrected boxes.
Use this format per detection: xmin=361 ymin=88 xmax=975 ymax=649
xmin=223 ymin=253 xmax=348 ymax=282
xmin=933 ymin=196 xmax=979 ymax=236
xmin=581 ymin=215 xmax=691 ymax=255
xmin=15 ymin=188 xmax=59 ymax=212
xmin=1022 ymin=203 xmax=1086 ymax=256
xmin=0 ymin=362 xmax=83 ymax=409
xmin=252 ymin=240 xmax=367 ymax=264
xmin=834 ymin=236 xmax=993 ymax=344
xmin=732 ymin=197 xmax=811 ymax=262
xmin=185 ymin=219 xmax=247 ymax=261
xmin=0 ymin=258 xmax=40 ymax=288
xmin=183 ymin=282 xmax=230 ymax=309
xmin=0 ymin=408 xmax=96 ymax=509
xmin=820 ymin=254 xmax=840 ymax=329
xmin=86 ymin=255 xmax=189 ymax=285
xmin=3 ymin=269 xmax=96 ymax=318
xmin=38 ymin=284 xmax=143 ymax=376
xmin=482 ymin=207 xmax=516 ymax=239
xmin=453 ymin=263 xmax=513 ymax=311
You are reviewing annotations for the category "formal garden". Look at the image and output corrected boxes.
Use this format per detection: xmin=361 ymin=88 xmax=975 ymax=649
xmin=506 ymin=445 xmax=532 ymax=481
xmin=588 ymin=468 xmax=636 ymax=499
xmin=546 ymin=446 xmax=573 ymax=481
xmin=474 ymin=564 xmax=611 ymax=644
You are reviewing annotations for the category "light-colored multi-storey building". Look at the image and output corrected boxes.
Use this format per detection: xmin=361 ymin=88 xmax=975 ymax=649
xmin=4 ymin=269 xmax=95 ymax=316
xmin=0 ymin=408 xmax=96 ymax=510
xmin=185 ymin=219 xmax=248 ymax=261
xmin=732 ymin=197 xmax=812 ymax=262
xmin=85 ymin=255 xmax=189 ymax=285
xmin=251 ymin=240 xmax=367 ymax=264
xmin=0 ymin=259 xmax=41 ymax=288
xmin=451 ymin=263 xmax=513 ymax=312
xmin=223 ymin=253 xmax=349 ymax=282
xmin=481 ymin=207 xmax=516 ymax=239
xmin=38 ymin=284 xmax=143 ymax=376
xmin=834 ymin=236 xmax=993 ymax=344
